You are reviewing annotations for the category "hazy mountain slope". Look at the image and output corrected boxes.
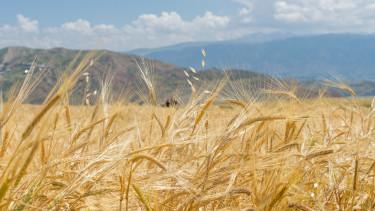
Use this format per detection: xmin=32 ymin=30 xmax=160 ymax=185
xmin=0 ymin=47 xmax=187 ymax=103
xmin=129 ymin=41 xmax=211 ymax=56
xmin=129 ymin=32 xmax=296 ymax=56
xmin=133 ymin=34 xmax=375 ymax=80
xmin=350 ymin=80 xmax=375 ymax=96
xmin=0 ymin=47 xmax=275 ymax=104
xmin=0 ymin=47 xmax=372 ymax=105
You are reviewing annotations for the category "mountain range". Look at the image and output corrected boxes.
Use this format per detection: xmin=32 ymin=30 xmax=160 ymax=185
xmin=129 ymin=33 xmax=375 ymax=80
xmin=0 ymin=34 xmax=374 ymax=105
xmin=0 ymin=47 xmax=274 ymax=104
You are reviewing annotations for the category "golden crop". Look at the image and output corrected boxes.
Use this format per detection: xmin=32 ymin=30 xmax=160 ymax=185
xmin=0 ymin=54 xmax=374 ymax=210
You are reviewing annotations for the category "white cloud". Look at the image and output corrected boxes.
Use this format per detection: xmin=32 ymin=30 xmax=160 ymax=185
xmin=3 ymin=2 xmax=375 ymax=51
xmin=274 ymin=1 xmax=309 ymax=22
xmin=17 ymin=14 xmax=39 ymax=32
xmin=234 ymin=0 xmax=254 ymax=23
xmin=239 ymin=8 xmax=253 ymax=23
xmin=132 ymin=12 xmax=186 ymax=32
xmin=239 ymin=8 xmax=251 ymax=16
xmin=128 ymin=11 xmax=229 ymax=34
xmin=193 ymin=11 xmax=230 ymax=28
xmin=231 ymin=0 xmax=375 ymax=33
xmin=366 ymin=3 xmax=375 ymax=10
xmin=123 ymin=11 xmax=231 ymax=48
xmin=61 ymin=19 xmax=117 ymax=33
xmin=273 ymin=0 xmax=374 ymax=26
xmin=0 ymin=12 xmax=234 ymax=50
xmin=62 ymin=19 xmax=92 ymax=33
xmin=94 ymin=24 xmax=117 ymax=32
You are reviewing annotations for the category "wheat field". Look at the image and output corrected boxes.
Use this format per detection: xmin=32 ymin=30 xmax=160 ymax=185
xmin=0 ymin=54 xmax=374 ymax=210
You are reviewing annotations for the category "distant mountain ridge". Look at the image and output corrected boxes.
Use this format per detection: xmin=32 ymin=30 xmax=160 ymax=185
xmin=0 ymin=47 xmax=184 ymax=103
xmin=129 ymin=33 xmax=375 ymax=80
xmin=0 ymin=46 xmax=373 ymax=104
xmin=129 ymin=32 xmax=296 ymax=56
xmin=0 ymin=47 xmax=273 ymax=103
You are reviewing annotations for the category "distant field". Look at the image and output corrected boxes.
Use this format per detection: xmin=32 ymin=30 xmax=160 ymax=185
xmin=0 ymin=55 xmax=374 ymax=210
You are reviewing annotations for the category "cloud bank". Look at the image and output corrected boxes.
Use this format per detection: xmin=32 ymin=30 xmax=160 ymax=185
xmin=1 ymin=0 xmax=375 ymax=50
xmin=0 ymin=11 xmax=232 ymax=50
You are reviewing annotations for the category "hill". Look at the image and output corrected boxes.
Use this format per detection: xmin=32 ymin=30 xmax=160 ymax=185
xmin=129 ymin=34 xmax=375 ymax=80
xmin=0 ymin=47 xmax=372 ymax=105
xmin=0 ymin=47 xmax=272 ymax=104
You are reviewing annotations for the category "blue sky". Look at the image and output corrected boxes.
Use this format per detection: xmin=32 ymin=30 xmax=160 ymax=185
xmin=1 ymin=0 xmax=375 ymax=50
xmin=0 ymin=0 xmax=237 ymax=26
